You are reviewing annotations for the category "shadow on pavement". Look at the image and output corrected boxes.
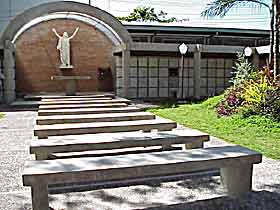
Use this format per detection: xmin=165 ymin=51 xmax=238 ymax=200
xmin=132 ymin=191 xmax=280 ymax=210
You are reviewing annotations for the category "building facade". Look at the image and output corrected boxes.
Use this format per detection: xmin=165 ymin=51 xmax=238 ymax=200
xmin=0 ymin=1 xmax=270 ymax=103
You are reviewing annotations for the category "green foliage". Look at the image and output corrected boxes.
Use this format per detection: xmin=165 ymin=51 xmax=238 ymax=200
xmin=202 ymin=94 xmax=224 ymax=108
xmin=201 ymin=0 xmax=271 ymax=18
xmin=158 ymin=102 xmax=178 ymax=109
xmin=216 ymin=52 xmax=279 ymax=122
xmin=257 ymin=86 xmax=280 ymax=121
xmin=243 ymin=76 xmax=274 ymax=105
xmin=118 ymin=6 xmax=178 ymax=23
xmin=217 ymin=86 xmax=244 ymax=116
xmin=263 ymin=87 xmax=280 ymax=120
xmin=230 ymin=53 xmax=258 ymax=87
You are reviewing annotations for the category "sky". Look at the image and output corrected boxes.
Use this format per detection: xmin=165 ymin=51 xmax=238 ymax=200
xmin=84 ymin=0 xmax=272 ymax=30
xmin=0 ymin=0 xmax=272 ymax=30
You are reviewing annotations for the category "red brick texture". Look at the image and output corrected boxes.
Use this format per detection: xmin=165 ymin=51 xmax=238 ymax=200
xmin=15 ymin=19 xmax=114 ymax=95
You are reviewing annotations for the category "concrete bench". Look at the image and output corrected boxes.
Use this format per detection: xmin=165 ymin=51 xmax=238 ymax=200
xmin=34 ymin=118 xmax=177 ymax=139
xmin=22 ymin=145 xmax=262 ymax=210
xmin=36 ymin=112 xmax=156 ymax=125
xmin=38 ymin=102 xmax=128 ymax=110
xmin=39 ymin=98 xmax=130 ymax=106
xmin=30 ymin=130 xmax=210 ymax=160
xmin=38 ymin=106 xmax=140 ymax=116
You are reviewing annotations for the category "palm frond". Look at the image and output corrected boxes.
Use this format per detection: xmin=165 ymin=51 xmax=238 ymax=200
xmin=201 ymin=0 xmax=271 ymax=18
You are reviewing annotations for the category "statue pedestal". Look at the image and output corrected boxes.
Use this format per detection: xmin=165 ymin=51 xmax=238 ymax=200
xmin=59 ymin=65 xmax=74 ymax=69
xmin=51 ymin=76 xmax=91 ymax=95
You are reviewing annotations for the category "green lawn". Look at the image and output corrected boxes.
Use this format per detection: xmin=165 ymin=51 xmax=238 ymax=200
xmin=149 ymin=96 xmax=280 ymax=159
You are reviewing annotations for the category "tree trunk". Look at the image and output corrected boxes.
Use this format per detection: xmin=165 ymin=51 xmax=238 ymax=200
xmin=270 ymin=7 xmax=274 ymax=66
xmin=273 ymin=0 xmax=280 ymax=78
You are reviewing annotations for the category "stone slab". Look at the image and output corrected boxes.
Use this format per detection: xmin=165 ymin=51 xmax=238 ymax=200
xmin=24 ymin=93 xmax=115 ymax=100
xmin=23 ymin=145 xmax=262 ymax=186
xmin=51 ymin=76 xmax=91 ymax=80
xmin=50 ymin=146 xmax=166 ymax=159
xmin=34 ymin=118 xmax=177 ymax=138
xmin=10 ymin=100 xmax=40 ymax=107
xmin=36 ymin=112 xmax=155 ymax=125
xmin=41 ymin=97 xmax=112 ymax=102
xmin=39 ymin=103 xmax=128 ymax=110
xmin=39 ymin=99 xmax=130 ymax=105
xmin=30 ymin=129 xmax=209 ymax=156
xmin=38 ymin=107 xmax=140 ymax=116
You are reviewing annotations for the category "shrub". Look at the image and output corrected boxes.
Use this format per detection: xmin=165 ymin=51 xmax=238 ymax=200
xmin=230 ymin=53 xmax=258 ymax=87
xmin=217 ymin=86 xmax=244 ymax=116
xmin=258 ymin=86 xmax=280 ymax=121
xmin=217 ymin=52 xmax=280 ymax=121
xmin=242 ymin=76 xmax=274 ymax=106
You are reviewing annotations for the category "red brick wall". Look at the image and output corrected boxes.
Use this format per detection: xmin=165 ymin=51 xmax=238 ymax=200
xmin=15 ymin=19 xmax=114 ymax=95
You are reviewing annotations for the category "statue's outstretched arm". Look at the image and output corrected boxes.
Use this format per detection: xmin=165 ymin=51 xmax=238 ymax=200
xmin=52 ymin=28 xmax=61 ymax=38
xmin=69 ymin=27 xmax=79 ymax=39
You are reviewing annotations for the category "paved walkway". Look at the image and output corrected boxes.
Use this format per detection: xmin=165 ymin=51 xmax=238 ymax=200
xmin=0 ymin=110 xmax=280 ymax=210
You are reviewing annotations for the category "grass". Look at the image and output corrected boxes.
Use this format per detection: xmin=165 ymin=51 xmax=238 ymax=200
xmin=0 ymin=113 xmax=4 ymax=119
xmin=149 ymin=95 xmax=280 ymax=159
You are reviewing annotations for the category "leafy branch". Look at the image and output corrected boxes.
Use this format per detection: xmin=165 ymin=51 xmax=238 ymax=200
xmin=118 ymin=6 xmax=180 ymax=23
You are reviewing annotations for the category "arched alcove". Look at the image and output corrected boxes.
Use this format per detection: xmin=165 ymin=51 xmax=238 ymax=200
xmin=0 ymin=1 xmax=131 ymax=103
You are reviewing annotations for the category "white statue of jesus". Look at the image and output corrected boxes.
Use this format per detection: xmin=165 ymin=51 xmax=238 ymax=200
xmin=52 ymin=28 xmax=79 ymax=68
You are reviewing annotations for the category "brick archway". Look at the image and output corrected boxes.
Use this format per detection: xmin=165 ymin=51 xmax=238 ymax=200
xmin=0 ymin=1 xmax=132 ymax=103
xmin=0 ymin=1 xmax=132 ymax=47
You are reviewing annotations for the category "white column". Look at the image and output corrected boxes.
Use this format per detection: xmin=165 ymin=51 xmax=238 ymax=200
xmin=193 ymin=44 xmax=201 ymax=99
xmin=121 ymin=46 xmax=130 ymax=98
xmin=3 ymin=40 xmax=16 ymax=104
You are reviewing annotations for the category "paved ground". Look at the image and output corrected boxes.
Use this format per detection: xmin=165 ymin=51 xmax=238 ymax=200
xmin=0 ymin=110 xmax=279 ymax=210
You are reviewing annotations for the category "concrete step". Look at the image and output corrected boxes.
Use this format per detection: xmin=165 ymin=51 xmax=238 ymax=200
xmin=36 ymin=112 xmax=155 ymax=125
xmin=39 ymin=99 xmax=130 ymax=105
xmin=38 ymin=106 xmax=141 ymax=116
xmin=41 ymin=97 xmax=112 ymax=102
xmin=39 ymin=103 xmax=128 ymax=110
xmin=10 ymin=100 xmax=40 ymax=108
xmin=24 ymin=93 xmax=115 ymax=101
xmin=34 ymin=118 xmax=177 ymax=139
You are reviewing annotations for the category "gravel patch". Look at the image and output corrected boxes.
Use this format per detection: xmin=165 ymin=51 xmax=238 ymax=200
xmin=0 ymin=191 xmax=31 ymax=210
xmin=0 ymin=150 xmax=32 ymax=193
xmin=0 ymin=109 xmax=279 ymax=210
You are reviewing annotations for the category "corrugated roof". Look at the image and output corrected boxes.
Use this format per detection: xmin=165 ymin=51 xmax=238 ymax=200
xmin=124 ymin=23 xmax=270 ymax=37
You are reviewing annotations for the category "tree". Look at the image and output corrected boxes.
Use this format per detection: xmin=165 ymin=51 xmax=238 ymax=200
xmin=118 ymin=6 xmax=178 ymax=23
xmin=201 ymin=0 xmax=279 ymax=78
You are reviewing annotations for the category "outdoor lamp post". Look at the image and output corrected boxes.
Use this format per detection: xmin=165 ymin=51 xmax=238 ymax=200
xmin=179 ymin=43 xmax=188 ymax=98
xmin=244 ymin=47 xmax=253 ymax=57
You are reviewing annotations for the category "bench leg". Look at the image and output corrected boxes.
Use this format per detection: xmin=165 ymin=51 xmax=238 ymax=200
xmin=31 ymin=182 xmax=49 ymax=210
xmin=35 ymin=152 xmax=49 ymax=160
xmin=184 ymin=141 xmax=204 ymax=150
xmin=220 ymin=164 xmax=253 ymax=197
